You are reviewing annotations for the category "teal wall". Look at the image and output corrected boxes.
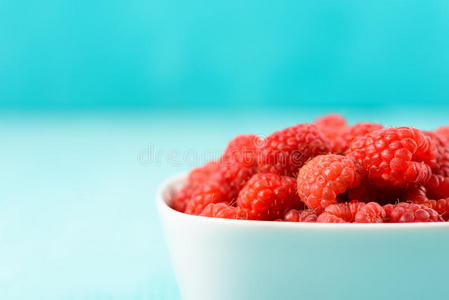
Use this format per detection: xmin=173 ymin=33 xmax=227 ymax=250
xmin=1 ymin=0 xmax=449 ymax=110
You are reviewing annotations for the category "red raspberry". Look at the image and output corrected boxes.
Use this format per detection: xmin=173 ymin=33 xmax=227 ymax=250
xmin=347 ymin=180 xmax=402 ymax=205
xmin=172 ymin=185 xmax=195 ymax=212
xmin=223 ymin=134 xmax=262 ymax=167
xmin=257 ymin=124 xmax=331 ymax=177
xmin=317 ymin=212 xmax=348 ymax=223
xmin=338 ymin=122 xmax=384 ymax=153
xmin=284 ymin=208 xmax=322 ymax=222
xmin=297 ymin=154 xmax=365 ymax=209
xmin=316 ymin=201 xmax=365 ymax=223
xmin=185 ymin=181 xmax=233 ymax=215
xmin=354 ymin=202 xmax=385 ymax=223
xmin=237 ymin=173 xmax=301 ymax=220
xmin=423 ymin=131 xmax=449 ymax=177
xmin=424 ymin=174 xmax=449 ymax=199
xmin=384 ymin=202 xmax=443 ymax=223
xmin=188 ymin=161 xmax=220 ymax=186
xmin=402 ymin=175 xmax=449 ymax=220
xmin=199 ymin=203 xmax=247 ymax=219
xmin=346 ymin=127 xmax=435 ymax=188
xmin=185 ymin=161 xmax=256 ymax=215
xmin=435 ymin=126 xmax=449 ymax=142
xmin=315 ymin=113 xmax=347 ymax=153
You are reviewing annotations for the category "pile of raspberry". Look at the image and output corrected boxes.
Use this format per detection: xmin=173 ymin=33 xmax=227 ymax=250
xmin=171 ymin=114 xmax=449 ymax=223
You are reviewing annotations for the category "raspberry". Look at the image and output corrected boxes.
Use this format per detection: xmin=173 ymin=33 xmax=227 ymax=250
xmin=284 ymin=208 xmax=321 ymax=222
xmin=354 ymin=202 xmax=385 ymax=223
xmin=172 ymin=185 xmax=195 ymax=212
xmin=199 ymin=203 xmax=247 ymax=219
xmin=423 ymin=131 xmax=449 ymax=177
xmin=185 ymin=161 xmax=256 ymax=215
xmin=223 ymin=134 xmax=261 ymax=167
xmin=347 ymin=180 xmax=402 ymax=205
xmin=402 ymin=175 xmax=449 ymax=220
xmin=188 ymin=161 xmax=220 ymax=186
xmin=346 ymin=127 xmax=435 ymax=188
xmin=185 ymin=181 xmax=233 ymax=215
xmin=435 ymin=126 xmax=449 ymax=142
xmin=316 ymin=201 xmax=365 ymax=223
xmin=316 ymin=212 xmax=348 ymax=223
xmin=338 ymin=122 xmax=384 ymax=153
xmin=237 ymin=173 xmax=301 ymax=220
xmin=257 ymin=124 xmax=331 ymax=177
xmin=315 ymin=114 xmax=347 ymax=153
xmin=384 ymin=202 xmax=443 ymax=223
xmin=297 ymin=154 xmax=365 ymax=209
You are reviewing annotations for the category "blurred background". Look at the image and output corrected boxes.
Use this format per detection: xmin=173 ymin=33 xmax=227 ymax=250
xmin=1 ymin=1 xmax=449 ymax=299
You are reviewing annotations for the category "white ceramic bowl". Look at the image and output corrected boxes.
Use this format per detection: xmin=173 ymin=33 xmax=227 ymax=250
xmin=157 ymin=173 xmax=449 ymax=300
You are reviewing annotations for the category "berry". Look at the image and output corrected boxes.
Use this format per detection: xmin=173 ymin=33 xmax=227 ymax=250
xmin=317 ymin=212 xmax=348 ymax=223
xmin=435 ymin=126 xmax=449 ymax=142
xmin=284 ymin=208 xmax=321 ymax=222
xmin=354 ymin=202 xmax=385 ymax=223
xmin=316 ymin=201 xmax=365 ymax=223
xmin=423 ymin=131 xmax=449 ymax=177
xmin=199 ymin=203 xmax=247 ymax=219
xmin=257 ymin=124 xmax=331 ymax=176
xmin=223 ymin=134 xmax=261 ymax=167
xmin=384 ymin=202 xmax=443 ymax=223
xmin=338 ymin=122 xmax=384 ymax=153
xmin=172 ymin=185 xmax=195 ymax=212
xmin=315 ymin=114 xmax=347 ymax=153
xmin=347 ymin=180 xmax=402 ymax=205
xmin=188 ymin=161 xmax=220 ymax=186
xmin=346 ymin=127 xmax=435 ymax=188
xmin=237 ymin=173 xmax=301 ymax=220
xmin=297 ymin=154 xmax=365 ymax=209
xmin=402 ymin=175 xmax=449 ymax=220
xmin=185 ymin=181 xmax=233 ymax=215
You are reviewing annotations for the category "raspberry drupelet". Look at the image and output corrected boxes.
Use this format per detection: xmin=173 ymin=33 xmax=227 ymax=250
xmin=297 ymin=154 xmax=365 ymax=209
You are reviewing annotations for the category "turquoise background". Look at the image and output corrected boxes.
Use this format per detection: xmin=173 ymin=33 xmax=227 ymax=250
xmin=1 ymin=0 xmax=449 ymax=110
xmin=1 ymin=1 xmax=449 ymax=299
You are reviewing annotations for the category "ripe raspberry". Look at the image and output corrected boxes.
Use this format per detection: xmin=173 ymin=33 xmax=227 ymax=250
xmin=423 ymin=131 xmax=449 ymax=177
xmin=297 ymin=154 xmax=365 ymax=209
xmin=237 ymin=173 xmax=301 ymax=220
xmin=316 ymin=201 xmax=365 ymax=223
xmin=346 ymin=127 xmax=435 ymax=188
xmin=172 ymin=185 xmax=195 ymax=212
xmin=223 ymin=134 xmax=262 ymax=167
xmin=284 ymin=208 xmax=321 ymax=222
xmin=209 ymin=161 xmax=257 ymax=194
xmin=185 ymin=161 xmax=256 ymax=215
xmin=199 ymin=203 xmax=247 ymax=219
xmin=424 ymin=174 xmax=449 ymax=199
xmin=435 ymin=126 xmax=449 ymax=142
xmin=384 ymin=202 xmax=443 ymax=223
xmin=354 ymin=202 xmax=385 ymax=223
xmin=402 ymin=175 xmax=449 ymax=220
xmin=188 ymin=161 xmax=220 ymax=186
xmin=257 ymin=124 xmax=331 ymax=177
xmin=315 ymin=113 xmax=347 ymax=153
xmin=338 ymin=122 xmax=384 ymax=153
xmin=347 ymin=180 xmax=402 ymax=205
xmin=185 ymin=181 xmax=233 ymax=215
xmin=317 ymin=212 xmax=348 ymax=223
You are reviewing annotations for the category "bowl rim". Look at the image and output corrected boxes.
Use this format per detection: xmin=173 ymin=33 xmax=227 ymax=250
xmin=157 ymin=172 xmax=449 ymax=231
